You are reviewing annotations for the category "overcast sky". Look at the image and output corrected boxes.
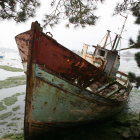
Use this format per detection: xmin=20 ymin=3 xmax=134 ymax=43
xmin=0 ymin=0 xmax=139 ymax=52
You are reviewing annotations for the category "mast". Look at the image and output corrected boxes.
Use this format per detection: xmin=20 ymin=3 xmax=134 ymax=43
xmin=103 ymin=30 xmax=111 ymax=48
xmin=114 ymin=14 xmax=128 ymax=50
xmin=112 ymin=34 xmax=118 ymax=50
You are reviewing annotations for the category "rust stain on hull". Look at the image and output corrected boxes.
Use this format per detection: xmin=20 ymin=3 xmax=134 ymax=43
xmin=16 ymin=27 xmax=106 ymax=88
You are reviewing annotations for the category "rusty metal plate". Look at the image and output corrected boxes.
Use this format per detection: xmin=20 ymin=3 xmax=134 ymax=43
xmin=15 ymin=31 xmax=30 ymax=63
xmin=31 ymin=30 xmax=106 ymax=87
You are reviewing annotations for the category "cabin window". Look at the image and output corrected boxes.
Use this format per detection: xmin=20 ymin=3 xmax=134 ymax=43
xmin=98 ymin=50 xmax=105 ymax=57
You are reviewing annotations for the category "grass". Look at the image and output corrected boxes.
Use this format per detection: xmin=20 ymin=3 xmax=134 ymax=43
xmin=0 ymin=121 xmax=7 ymax=125
xmin=115 ymin=111 xmax=139 ymax=122
xmin=0 ymin=75 xmax=26 ymax=89
xmin=13 ymin=93 xmax=21 ymax=97
xmin=12 ymin=106 xmax=20 ymax=112
xmin=3 ymin=92 xmax=25 ymax=106
xmin=0 ymin=112 xmax=12 ymax=120
xmin=11 ymin=117 xmax=21 ymax=121
xmin=2 ymin=133 xmax=24 ymax=140
xmin=7 ymin=123 xmax=16 ymax=127
xmin=0 ymin=65 xmax=23 ymax=72
xmin=13 ymin=92 xmax=25 ymax=97
xmin=0 ymin=102 xmax=6 ymax=111
xmin=132 ymin=88 xmax=140 ymax=93
xmin=3 ymin=96 xmax=17 ymax=106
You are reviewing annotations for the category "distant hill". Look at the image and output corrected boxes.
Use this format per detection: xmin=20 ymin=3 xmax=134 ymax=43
xmin=0 ymin=47 xmax=20 ymax=59
xmin=72 ymin=50 xmax=81 ymax=56
xmin=0 ymin=47 xmax=18 ymax=53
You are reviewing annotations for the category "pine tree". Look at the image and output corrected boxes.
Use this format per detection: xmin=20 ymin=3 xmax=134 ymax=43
xmin=129 ymin=2 xmax=140 ymax=88
xmin=0 ymin=0 xmax=40 ymax=22
xmin=115 ymin=0 xmax=140 ymax=88
xmin=0 ymin=0 xmax=103 ymax=28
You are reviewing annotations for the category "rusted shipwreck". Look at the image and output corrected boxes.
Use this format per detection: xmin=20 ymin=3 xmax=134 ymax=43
xmin=15 ymin=21 xmax=132 ymax=139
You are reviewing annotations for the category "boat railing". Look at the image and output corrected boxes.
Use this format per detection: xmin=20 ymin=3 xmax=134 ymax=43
xmin=116 ymin=71 xmax=129 ymax=87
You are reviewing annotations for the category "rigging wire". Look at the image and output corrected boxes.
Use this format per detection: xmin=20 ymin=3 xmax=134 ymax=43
xmin=119 ymin=39 xmax=121 ymax=55
xmin=99 ymin=32 xmax=108 ymax=46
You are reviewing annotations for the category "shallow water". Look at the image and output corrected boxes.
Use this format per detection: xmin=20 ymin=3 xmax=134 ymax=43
xmin=0 ymin=85 xmax=26 ymax=137
xmin=127 ymin=88 xmax=140 ymax=113
xmin=0 ymin=85 xmax=26 ymax=100
xmin=119 ymin=56 xmax=140 ymax=76
xmin=0 ymin=69 xmax=24 ymax=80
xmin=119 ymin=57 xmax=140 ymax=113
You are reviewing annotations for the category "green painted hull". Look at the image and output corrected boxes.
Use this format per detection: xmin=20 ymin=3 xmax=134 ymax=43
xmin=25 ymin=64 xmax=125 ymax=139
xmin=33 ymin=64 xmax=121 ymax=123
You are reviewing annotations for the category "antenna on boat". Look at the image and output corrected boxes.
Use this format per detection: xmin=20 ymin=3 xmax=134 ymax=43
xmin=114 ymin=14 xmax=128 ymax=50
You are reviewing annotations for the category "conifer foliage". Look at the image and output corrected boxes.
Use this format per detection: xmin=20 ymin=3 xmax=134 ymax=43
xmin=0 ymin=0 xmax=104 ymax=27
xmin=42 ymin=0 xmax=104 ymax=28
xmin=115 ymin=0 xmax=140 ymax=88
xmin=0 ymin=0 xmax=40 ymax=22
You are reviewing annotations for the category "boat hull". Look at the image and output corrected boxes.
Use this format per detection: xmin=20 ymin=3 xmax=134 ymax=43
xmin=25 ymin=64 xmax=125 ymax=139
xmin=15 ymin=22 xmax=131 ymax=140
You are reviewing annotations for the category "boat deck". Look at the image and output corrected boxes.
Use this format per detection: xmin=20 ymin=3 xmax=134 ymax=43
xmin=88 ymin=71 xmax=132 ymax=102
